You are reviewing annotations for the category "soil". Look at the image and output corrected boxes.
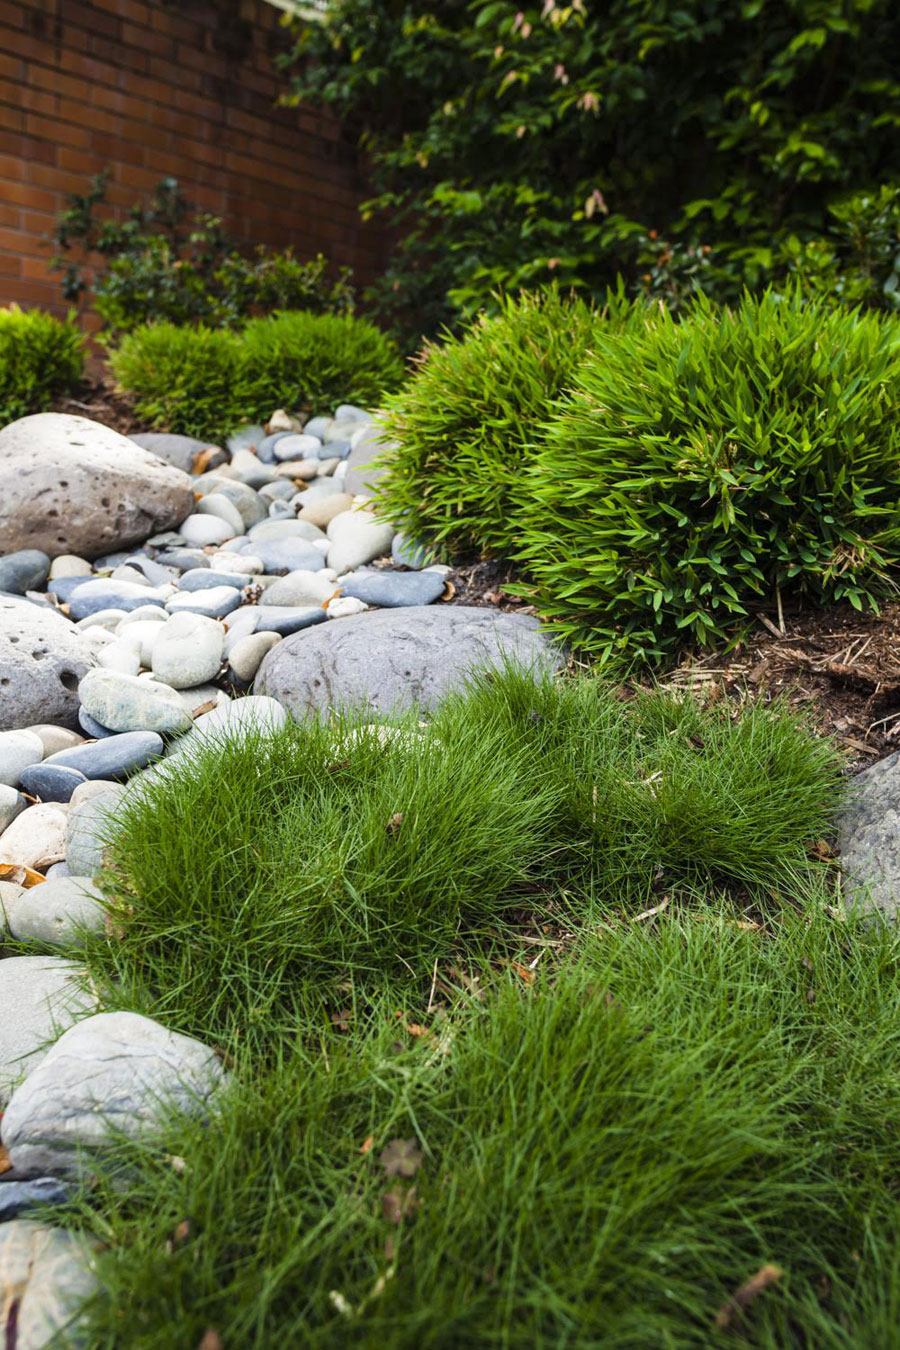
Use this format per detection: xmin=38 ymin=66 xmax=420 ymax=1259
xmin=50 ymin=377 xmax=141 ymax=437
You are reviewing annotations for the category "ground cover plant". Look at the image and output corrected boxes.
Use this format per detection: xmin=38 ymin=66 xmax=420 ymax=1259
xmin=0 ymin=305 xmax=84 ymax=424
xmin=517 ymin=289 xmax=900 ymax=664
xmin=372 ymin=287 xmax=614 ymax=556
xmin=109 ymin=311 xmax=405 ymax=441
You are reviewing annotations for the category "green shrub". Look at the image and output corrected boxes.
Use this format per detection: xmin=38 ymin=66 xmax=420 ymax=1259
xmin=0 ymin=305 xmax=83 ymax=423
xmin=109 ymin=323 xmax=244 ymax=441
xmin=518 ymin=290 xmax=900 ymax=664
xmin=239 ymin=310 xmax=405 ymax=417
xmin=372 ymin=288 xmax=607 ymax=556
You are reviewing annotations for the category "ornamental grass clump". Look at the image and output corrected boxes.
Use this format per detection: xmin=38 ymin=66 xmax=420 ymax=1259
xmin=0 ymin=305 xmax=83 ymax=423
xmin=373 ymin=287 xmax=614 ymax=556
xmin=109 ymin=322 xmax=244 ymax=441
xmin=519 ymin=289 xmax=900 ymax=664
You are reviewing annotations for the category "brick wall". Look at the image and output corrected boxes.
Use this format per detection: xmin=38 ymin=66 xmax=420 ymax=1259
xmin=0 ymin=0 xmax=386 ymax=328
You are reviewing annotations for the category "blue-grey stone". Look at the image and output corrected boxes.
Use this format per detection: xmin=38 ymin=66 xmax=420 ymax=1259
xmin=243 ymin=538 xmax=325 ymax=574
xmin=0 ymin=550 xmax=51 ymax=595
xmin=206 ymin=481 xmax=267 ymax=530
xmin=256 ymin=432 xmax=292 ymax=463
xmin=268 ymin=502 xmax=294 ymax=520
xmin=146 ymin=531 xmax=186 ymax=550
xmin=67 ymin=581 xmax=165 ymax=622
xmin=0 ymin=1177 xmax=72 ymax=1221
xmin=254 ymin=606 xmax=328 ymax=636
xmin=153 ymin=548 xmax=209 ymax=572
xmin=259 ymin=480 xmax=297 ymax=503
xmin=215 ymin=536 xmax=250 ymax=554
xmin=226 ymin=424 xmax=266 ymax=456
xmin=92 ymin=551 xmax=132 ymax=570
xmin=318 ymin=439 xmax=351 ymax=460
xmin=78 ymin=708 xmax=116 ymax=740
xmin=19 ymin=763 xmax=87 ymax=803
xmin=177 ymin=569 xmax=251 ymax=593
xmin=47 ymin=576 xmax=93 ymax=604
xmin=391 ymin=532 xmax=432 ymax=570
xmin=340 ymin=569 xmax=446 ymax=608
xmin=45 ymin=731 xmax=163 ymax=781
xmin=121 ymin=555 xmax=177 ymax=586
xmin=166 ymin=587 xmax=241 ymax=620
xmin=45 ymin=861 xmax=72 ymax=880
xmin=303 ymin=416 xmax=331 ymax=440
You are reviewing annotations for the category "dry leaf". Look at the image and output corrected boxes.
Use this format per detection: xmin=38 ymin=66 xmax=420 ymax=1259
xmin=192 ymin=446 xmax=219 ymax=475
xmin=510 ymin=960 xmax=535 ymax=985
xmin=0 ymin=1142 xmax=12 ymax=1176
xmin=405 ymin=1022 xmax=429 ymax=1037
xmin=330 ymin=1009 xmax=352 ymax=1033
xmin=191 ymin=699 xmax=219 ymax=719
xmin=633 ymin=895 xmax=670 ymax=923
xmin=379 ymin=1138 xmax=423 ymax=1179
xmin=198 ymin=1330 xmax=224 ymax=1350
xmin=386 ymin=812 xmax=404 ymax=835
xmin=441 ymin=581 xmax=456 ymax=601
xmin=0 ymin=863 xmax=46 ymax=888
xmin=382 ymin=1184 xmax=418 ymax=1223
xmin=360 ymin=1135 xmax=375 ymax=1155
xmin=715 ymin=1263 xmax=782 ymax=1328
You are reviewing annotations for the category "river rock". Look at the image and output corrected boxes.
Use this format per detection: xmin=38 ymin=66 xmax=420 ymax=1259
xmin=65 ymin=786 xmax=126 ymax=879
xmin=340 ymin=568 xmax=446 ymax=608
xmin=130 ymin=431 xmax=223 ymax=474
xmin=166 ymin=586 xmax=240 ymax=620
xmin=24 ymin=725 xmax=84 ymax=758
xmin=0 ymin=595 xmax=95 ymax=732
xmin=1 ymin=1011 xmax=225 ymax=1178
xmin=226 ymin=424 xmax=265 ymax=455
xmin=177 ymin=568 xmax=251 ymax=592
xmin=343 ymin=424 xmax=396 ymax=495
xmin=326 ymin=596 xmax=369 ymax=619
xmin=0 ymin=957 xmax=95 ymax=1106
xmin=0 ymin=414 xmax=193 ymax=559
xmin=0 ymin=1178 xmax=71 ymax=1222
xmin=242 ymin=537 xmax=325 ymax=574
xmin=18 ymin=764 xmax=87 ymax=804
xmin=196 ymin=492 xmax=246 ymax=538
xmin=256 ymin=606 xmax=563 ymax=717
xmin=0 ymin=549 xmax=50 ymax=596
xmin=0 ymin=729 xmax=44 ymax=788
xmin=78 ymin=669 xmax=192 ymax=736
xmin=326 ymin=509 xmax=394 ymax=574
xmin=254 ymin=606 xmax=328 ymax=637
xmin=260 ymin=569 xmax=338 ymax=607
xmin=0 ymin=784 xmax=25 ymax=832
xmin=203 ymin=480 xmax=267 ymax=530
xmin=151 ymin=612 xmax=224 ymax=688
xmin=0 ymin=1219 xmax=98 ymax=1348
xmin=48 ymin=554 xmax=91 ymax=581
xmin=229 ymin=450 xmax=277 ymax=489
xmin=247 ymin=519 xmax=324 ymax=544
xmin=0 ymin=803 xmax=68 ymax=869
xmin=272 ymin=433 xmax=321 ymax=461
xmin=67 ymin=578 xmax=166 ymax=622
xmin=178 ymin=513 xmax=236 ymax=547
xmin=44 ymin=730 xmax=163 ymax=781
xmin=228 ymin=631 xmax=281 ymax=682
xmin=839 ymin=749 xmax=900 ymax=918
xmin=7 ymin=877 xmax=105 ymax=947
xmin=297 ymin=492 xmax=354 ymax=529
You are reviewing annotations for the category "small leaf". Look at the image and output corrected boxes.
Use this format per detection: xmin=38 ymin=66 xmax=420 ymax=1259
xmin=380 ymin=1138 xmax=423 ymax=1178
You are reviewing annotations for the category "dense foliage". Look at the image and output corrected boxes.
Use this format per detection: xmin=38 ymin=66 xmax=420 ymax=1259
xmin=0 ymin=306 xmax=83 ymax=424
xmin=286 ymin=0 xmax=900 ymax=342
xmin=518 ymin=290 xmax=900 ymax=663
xmin=53 ymin=174 xmax=355 ymax=331
xmin=240 ymin=311 xmax=405 ymax=419
xmin=110 ymin=311 xmax=405 ymax=440
xmin=372 ymin=286 xmax=609 ymax=554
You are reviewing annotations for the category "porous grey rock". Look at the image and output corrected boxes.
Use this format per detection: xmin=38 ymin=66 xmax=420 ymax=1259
xmin=1 ymin=1011 xmax=225 ymax=1177
xmin=7 ymin=876 xmax=105 ymax=947
xmin=256 ymin=606 xmax=563 ymax=717
xmin=0 ymin=957 xmax=95 ymax=1107
xmin=0 ymin=414 xmax=193 ymax=559
xmin=0 ymin=595 xmax=94 ymax=731
xmin=839 ymin=749 xmax=900 ymax=918
xmin=0 ymin=1219 xmax=98 ymax=1348
xmin=78 ymin=669 xmax=192 ymax=736
xmin=64 ymin=786 xmax=126 ymax=879
xmin=343 ymin=424 xmax=396 ymax=495
xmin=0 ymin=549 xmax=50 ymax=595
xmin=130 ymin=431 xmax=220 ymax=474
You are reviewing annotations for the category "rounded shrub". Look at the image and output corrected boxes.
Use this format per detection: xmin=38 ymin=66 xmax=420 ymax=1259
xmin=239 ymin=310 xmax=405 ymax=416
xmin=110 ymin=322 xmax=244 ymax=442
xmin=519 ymin=289 xmax=900 ymax=664
xmin=372 ymin=287 xmax=612 ymax=557
xmin=0 ymin=305 xmax=83 ymax=423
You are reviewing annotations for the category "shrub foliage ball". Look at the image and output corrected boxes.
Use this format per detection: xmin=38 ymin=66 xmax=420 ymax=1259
xmin=0 ymin=305 xmax=83 ymax=424
xmin=518 ymin=290 xmax=900 ymax=663
xmin=110 ymin=323 xmax=244 ymax=442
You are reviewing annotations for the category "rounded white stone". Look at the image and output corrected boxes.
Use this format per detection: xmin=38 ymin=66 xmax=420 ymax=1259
xmin=151 ymin=612 xmax=225 ymax=689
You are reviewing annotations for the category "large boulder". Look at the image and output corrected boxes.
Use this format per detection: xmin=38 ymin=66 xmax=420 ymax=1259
xmin=0 ymin=956 xmax=96 ymax=1107
xmin=0 ymin=595 xmax=95 ymax=731
xmin=0 ymin=1219 xmax=97 ymax=1349
xmin=0 ymin=413 xmax=193 ymax=559
xmin=838 ymin=748 xmax=900 ymax=918
xmin=255 ymin=605 xmax=563 ymax=717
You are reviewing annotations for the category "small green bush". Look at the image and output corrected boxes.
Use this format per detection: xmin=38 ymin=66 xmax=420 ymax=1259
xmin=239 ymin=310 xmax=405 ymax=417
xmin=109 ymin=323 xmax=244 ymax=442
xmin=0 ymin=305 xmax=83 ymax=423
xmin=519 ymin=290 xmax=900 ymax=663
xmin=372 ymin=288 xmax=610 ymax=556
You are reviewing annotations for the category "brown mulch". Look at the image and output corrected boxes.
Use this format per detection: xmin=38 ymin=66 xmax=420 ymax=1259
xmin=51 ymin=378 xmax=141 ymax=437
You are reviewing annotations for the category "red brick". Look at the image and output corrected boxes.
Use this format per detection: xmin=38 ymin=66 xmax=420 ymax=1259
xmin=25 ymin=113 xmax=90 ymax=149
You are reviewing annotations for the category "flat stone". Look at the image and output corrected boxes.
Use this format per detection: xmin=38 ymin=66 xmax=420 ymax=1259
xmin=0 ymin=413 xmax=193 ymax=560
xmin=67 ymin=579 xmax=166 ymax=622
xmin=343 ymin=423 xmax=396 ymax=495
xmin=112 ymin=618 xmax=165 ymax=667
xmin=0 ymin=1178 xmax=71 ymax=1222
xmin=0 ymin=957 xmax=95 ymax=1106
xmin=229 ymin=449 xmax=278 ymax=489
xmin=326 ymin=595 xmax=369 ymax=619
xmin=340 ymin=568 xmax=446 ymax=608
xmin=18 ymin=764 xmax=87 ymax=804
xmin=254 ymin=606 xmax=328 ymax=637
xmin=326 ymin=509 xmax=395 ymax=575
xmin=44 ymin=861 xmax=72 ymax=880
xmin=247 ymin=519 xmax=324 ymax=544
xmin=96 ymin=637 xmax=141 ymax=677
xmin=302 ymin=415 xmax=331 ymax=440
xmin=256 ymin=606 xmax=564 ymax=717
xmin=25 ymin=725 xmax=85 ymax=759
xmin=259 ymin=569 xmax=338 ymax=607
xmin=243 ymin=537 xmax=325 ymax=575
xmin=259 ymin=480 xmax=297 ymax=503
xmin=7 ymin=876 xmax=105 ymax=947
xmin=44 ymin=730 xmax=163 ymax=780
xmin=335 ymin=404 xmax=372 ymax=425
xmin=166 ymin=586 xmax=241 ymax=620
xmin=77 ymin=707 xmax=115 ymax=739
xmin=255 ymin=431 xmax=291 ymax=463
xmin=0 ymin=729 xmax=45 ymax=788
xmin=74 ymin=608 xmax=127 ymax=632
xmin=78 ymin=669 xmax=193 ymax=736
xmin=0 ymin=595 xmax=95 ymax=732
xmin=153 ymin=547 xmax=208 ymax=572
xmin=297 ymin=492 xmax=353 ymax=528
xmin=0 ymin=549 xmax=50 ymax=595
xmin=1 ymin=1011 xmax=225 ymax=1177
xmin=130 ymin=431 xmax=220 ymax=474
xmin=0 ymin=878 xmax=24 ymax=932
xmin=48 ymin=554 xmax=91 ymax=580
xmin=177 ymin=568 xmax=251 ymax=592
xmin=119 ymin=554 xmax=177 ymax=587
xmin=0 ymin=1219 xmax=98 ymax=1347
xmin=222 ymin=605 xmax=260 ymax=651
xmin=151 ymin=612 xmax=224 ymax=688
xmin=228 ymin=631 xmax=281 ymax=682
xmin=190 ymin=695 xmax=287 ymax=745
xmin=273 ymin=459 xmax=318 ymax=481
xmin=839 ymin=749 xmax=900 ymax=918
xmin=178 ymin=513 xmax=236 ymax=547
xmin=109 ymin=564 xmax=152 ymax=589
xmin=0 ymin=803 xmax=68 ymax=869
xmin=208 ymin=551 xmax=263 ymax=576
xmin=392 ymin=531 xmax=432 ymax=569
xmin=272 ymin=433 xmax=321 ymax=461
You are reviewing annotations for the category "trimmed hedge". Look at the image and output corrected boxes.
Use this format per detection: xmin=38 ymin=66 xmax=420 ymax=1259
xmin=518 ymin=290 xmax=900 ymax=663
xmin=0 ymin=306 xmax=83 ymax=424
xmin=109 ymin=324 xmax=244 ymax=443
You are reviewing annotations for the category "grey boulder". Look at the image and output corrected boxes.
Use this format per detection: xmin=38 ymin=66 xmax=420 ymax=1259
xmin=0 ymin=413 xmax=194 ymax=559
xmin=0 ymin=1219 xmax=97 ymax=1349
xmin=0 ymin=595 xmax=95 ymax=732
xmin=255 ymin=605 xmax=563 ymax=716
xmin=0 ymin=956 xmax=96 ymax=1107
xmin=839 ymin=748 xmax=900 ymax=918
xmin=6 ymin=876 xmax=106 ymax=948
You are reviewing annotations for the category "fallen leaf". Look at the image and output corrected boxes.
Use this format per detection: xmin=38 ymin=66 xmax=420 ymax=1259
xmin=441 ymin=581 xmax=456 ymax=601
xmin=192 ymin=446 xmax=220 ymax=475
xmin=330 ymin=1009 xmax=352 ymax=1033
xmin=190 ymin=699 xmax=218 ymax=719
xmin=0 ymin=863 xmax=46 ymax=888
xmin=715 ymin=1263 xmax=782 ymax=1328
xmin=810 ymin=839 xmax=835 ymax=860
xmin=510 ymin=960 xmax=535 ymax=985
xmin=360 ymin=1135 xmax=375 ymax=1155
xmin=379 ymin=1138 xmax=423 ymax=1179
xmin=405 ymin=1022 xmax=429 ymax=1037
xmin=386 ymin=812 xmax=404 ymax=835
xmin=381 ymin=1183 xmax=418 ymax=1223
xmin=0 ymin=1142 xmax=12 ymax=1176
xmin=197 ymin=1330 xmax=224 ymax=1350
xmin=633 ymin=895 xmax=670 ymax=923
